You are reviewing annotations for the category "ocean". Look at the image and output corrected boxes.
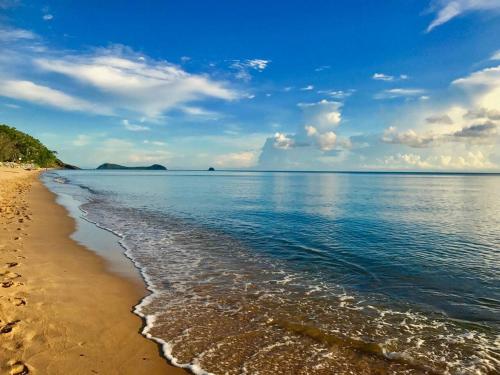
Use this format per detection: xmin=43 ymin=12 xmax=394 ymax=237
xmin=43 ymin=170 xmax=500 ymax=374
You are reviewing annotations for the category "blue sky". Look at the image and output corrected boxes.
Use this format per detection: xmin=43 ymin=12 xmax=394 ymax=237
xmin=1 ymin=0 xmax=500 ymax=170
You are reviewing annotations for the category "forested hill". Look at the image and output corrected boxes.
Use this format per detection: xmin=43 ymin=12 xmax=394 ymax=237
xmin=0 ymin=124 xmax=63 ymax=167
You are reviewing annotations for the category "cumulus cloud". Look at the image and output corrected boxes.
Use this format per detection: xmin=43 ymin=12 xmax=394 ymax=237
xmin=464 ymin=108 xmax=500 ymax=120
xmin=259 ymin=100 xmax=344 ymax=168
xmin=42 ymin=14 xmax=54 ymax=21
xmin=453 ymin=121 xmax=497 ymax=138
xmin=297 ymin=100 xmax=342 ymax=131
xmin=0 ymin=79 xmax=110 ymax=114
xmin=380 ymin=151 xmax=494 ymax=170
xmin=382 ymin=122 xmax=498 ymax=148
xmin=452 ymin=65 xmax=500 ymax=110
xmin=426 ymin=0 xmax=500 ymax=32
xmin=382 ymin=127 xmax=439 ymax=148
xmin=273 ymin=132 xmax=295 ymax=149
xmin=316 ymin=131 xmax=337 ymax=151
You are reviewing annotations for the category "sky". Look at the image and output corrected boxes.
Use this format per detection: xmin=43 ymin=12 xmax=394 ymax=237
xmin=1 ymin=0 xmax=500 ymax=171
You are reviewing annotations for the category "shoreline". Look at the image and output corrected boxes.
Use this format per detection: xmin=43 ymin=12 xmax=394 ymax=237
xmin=0 ymin=168 xmax=186 ymax=374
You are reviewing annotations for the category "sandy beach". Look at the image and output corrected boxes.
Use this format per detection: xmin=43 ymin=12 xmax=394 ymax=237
xmin=0 ymin=167 xmax=186 ymax=375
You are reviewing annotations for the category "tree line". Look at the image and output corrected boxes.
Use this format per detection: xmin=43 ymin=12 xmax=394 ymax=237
xmin=0 ymin=124 xmax=61 ymax=167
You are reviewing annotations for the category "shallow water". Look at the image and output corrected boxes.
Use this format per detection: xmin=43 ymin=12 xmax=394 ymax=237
xmin=43 ymin=171 xmax=500 ymax=374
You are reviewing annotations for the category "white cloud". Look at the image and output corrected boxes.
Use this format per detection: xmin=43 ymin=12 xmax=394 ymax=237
xmin=305 ymin=125 xmax=317 ymax=136
xmin=33 ymin=49 xmax=237 ymax=118
xmin=380 ymin=151 xmax=495 ymax=170
xmin=298 ymin=99 xmax=342 ymax=131
xmin=180 ymin=105 xmax=218 ymax=118
xmin=491 ymin=50 xmax=500 ymax=60
xmin=382 ymin=127 xmax=439 ymax=148
xmin=317 ymin=89 xmax=355 ymax=99
xmin=122 ymin=119 xmax=150 ymax=131
xmin=246 ymin=59 xmax=270 ymax=71
xmin=315 ymin=65 xmax=331 ymax=72
xmin=452 ymin=65 xmax=500 ymax=109
xmin=230 ymin=59 xmax=270 ymax=81
xmin=43 ymin=14 xmax=54 ymax=21
xmin=266 ymin=100 xmax=344 ymax=156
xmin=372 ymin=73 xmax=408 ymax=81
xmin=374 ymin=88 xmax=426 ymax=100
xmin=0 ymin=27 xmax=37 ymax=42
xmin=301 ymin=85 xmax=314 ymax=91
xmin=382 ymin=122 xmax=498 ymax=148
xmin=372 ymin=73 xmax=394 ymax=81
xmin=426 ymin=0 xmax=500 ymax=32
xmin=0 ymin=79 xmax=110 ymax=114
xmin=273 ymin=132 xmax=295 ymax=149
xmin=214 ymin=150 xmax=257 ymax=168
xmin=316 ymin=131 xmax=337 ymax=151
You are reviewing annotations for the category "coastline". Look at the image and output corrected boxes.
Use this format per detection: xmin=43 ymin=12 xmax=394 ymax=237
xmin=0 ymin=168 xmax=186 ymax=375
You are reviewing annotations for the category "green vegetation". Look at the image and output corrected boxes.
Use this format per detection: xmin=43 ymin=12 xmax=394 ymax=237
xmin=0 ymin=124 xmax=62 ymax=167
xmin=96 ymin=163 xmax=167 ymax=170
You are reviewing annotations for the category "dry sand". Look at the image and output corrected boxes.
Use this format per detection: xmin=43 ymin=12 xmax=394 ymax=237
xmin=0 ymin=168 xmax=186 ymax=375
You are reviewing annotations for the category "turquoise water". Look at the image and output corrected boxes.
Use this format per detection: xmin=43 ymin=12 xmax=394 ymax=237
xmin=44 ymin=171 xmax=500 ymax=374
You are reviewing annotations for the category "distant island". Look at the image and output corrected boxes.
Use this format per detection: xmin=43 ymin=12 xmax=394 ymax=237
xmin=208 ymin=167 xmax=215 ymax=171
xmin=96 ymin=163 xmax=167 ymax=170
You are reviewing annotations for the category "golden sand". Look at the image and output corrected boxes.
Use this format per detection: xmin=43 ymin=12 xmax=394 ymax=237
xmin=0 ymin=168 xmax=186 ymax=375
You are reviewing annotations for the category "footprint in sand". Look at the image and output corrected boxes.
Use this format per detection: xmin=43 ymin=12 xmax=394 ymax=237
xmin=13 ymin=297 xmax=26 ymax=306
xmin=0 ymin=320 xmax=20 ymax=334
xmin=2 ymin=280 xmax=14 ymax=288
xmin=1 ymin=280 xmax=22 ymax=288
xmin=6 ymin=262 xmax=18 ymax=268
xmin=1 ymin=271 xmax=21 ymax=279
xmin=8 ymin=361 xmax=29 ymax=375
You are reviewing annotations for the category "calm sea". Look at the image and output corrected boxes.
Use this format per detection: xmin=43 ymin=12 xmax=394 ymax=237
xmin=43 ymin=170 xmax=500 ymax=374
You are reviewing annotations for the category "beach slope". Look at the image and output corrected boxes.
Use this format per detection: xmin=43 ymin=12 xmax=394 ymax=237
xmin=0 ymin=168 xmax=185 ymax=375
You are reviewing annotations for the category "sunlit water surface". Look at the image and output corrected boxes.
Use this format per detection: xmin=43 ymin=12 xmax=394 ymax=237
xmin=44 ymin=171 xmax=500 ymax=374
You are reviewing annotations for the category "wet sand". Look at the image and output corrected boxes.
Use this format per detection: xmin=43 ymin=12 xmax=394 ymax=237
xmin=0 ymin=167 xmax=186 ymax=374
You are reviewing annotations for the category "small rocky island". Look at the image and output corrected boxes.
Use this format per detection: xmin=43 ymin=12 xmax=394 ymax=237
xmin=208 ymin=167 xmax=215 ymax=171
xmin=96 ymin=163 xmax=167 ymax=170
